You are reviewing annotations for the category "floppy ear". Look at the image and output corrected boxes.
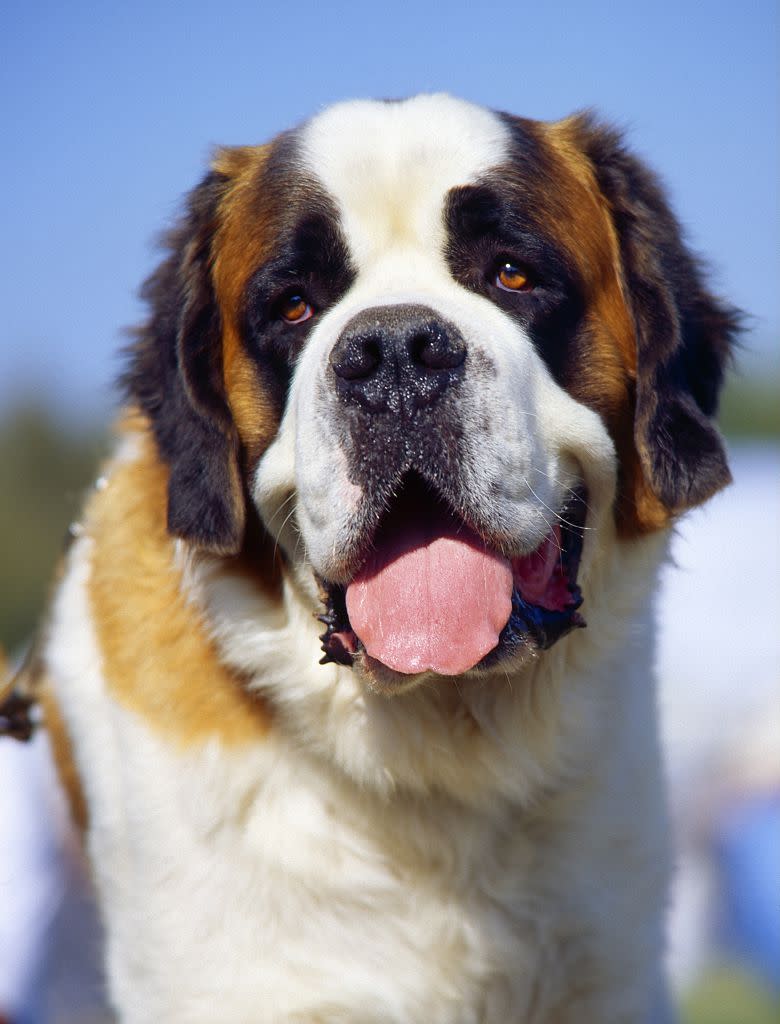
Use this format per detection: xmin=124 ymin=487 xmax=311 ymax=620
xmin=575 ymin=116 xmax=741 ymax=532
xmin=123 ymin=170 xmax=245 ymax=554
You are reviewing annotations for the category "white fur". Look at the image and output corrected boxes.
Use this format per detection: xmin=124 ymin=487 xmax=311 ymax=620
xmin=48 ymin=529 xmax=672 ymax=1022
xmin=302 ymin=95 xmax=508 ymax=270
xmin=46 ymin=96 xmax=677 ymax=1021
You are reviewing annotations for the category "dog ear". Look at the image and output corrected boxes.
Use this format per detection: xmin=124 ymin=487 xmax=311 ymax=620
xmin=124 ymin=170 xmax=245 ymax=554
xmin=574 ymin=115 xmax=741 ymax=532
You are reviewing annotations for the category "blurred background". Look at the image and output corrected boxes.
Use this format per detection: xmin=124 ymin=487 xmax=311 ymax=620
xmin=1 ymin=1 xmax=777 ymax=1021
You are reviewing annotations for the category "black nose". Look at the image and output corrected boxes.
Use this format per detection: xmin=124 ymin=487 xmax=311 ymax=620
xmin=329 ymin=304 xmax=466 ymax=414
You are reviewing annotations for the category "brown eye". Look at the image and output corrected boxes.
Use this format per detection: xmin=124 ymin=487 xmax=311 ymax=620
xmin=279 ymin=294 xmax=314 ymax=323
xmin=495 ymin=261 xmax=532 ymax=292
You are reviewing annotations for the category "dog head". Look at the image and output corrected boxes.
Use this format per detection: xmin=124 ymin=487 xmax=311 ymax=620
xmin=125 ymin=95 xmax=737 ymax=697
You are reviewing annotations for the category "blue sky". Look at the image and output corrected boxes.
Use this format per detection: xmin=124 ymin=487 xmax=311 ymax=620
xmin=1 ymin=0 xmax=777 ymax=421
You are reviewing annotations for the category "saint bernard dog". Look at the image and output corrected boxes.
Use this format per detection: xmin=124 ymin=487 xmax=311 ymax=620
xmin=31 ymin=95 xmax=738 ymax=1021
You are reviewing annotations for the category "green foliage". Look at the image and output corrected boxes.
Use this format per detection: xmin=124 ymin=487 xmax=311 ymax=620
xmin=0 ymin=403 xmax=107 ymax=655
xmin=719 ymin=372 xmax=780 ymax=440
xmin=682 ymin=966 xmax=780 ymax=1024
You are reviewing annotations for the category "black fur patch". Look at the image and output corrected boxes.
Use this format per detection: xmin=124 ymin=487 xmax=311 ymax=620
xmin=447 ymin=111 xmax=740 ymax=518
xmin=574 ymin=114 xmax=741 ymax=511
xmin=444 ymin=178 xmax=586 ymax=387
xmin=123 ymin=134 xmax=355 ymax=555
xmin=123 ymin=171 xmax=245 ymax=554
xmin=241 ymin=197 xmax=355 ymax=412
xmin=443 ymin=115 xmax=587 ymax=387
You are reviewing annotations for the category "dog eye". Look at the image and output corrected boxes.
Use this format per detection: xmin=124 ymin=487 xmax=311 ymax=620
xmin=279 ymin=293 xmax=314 ymax=324
xmin=494 ymin=261 xmax=533 ymax=293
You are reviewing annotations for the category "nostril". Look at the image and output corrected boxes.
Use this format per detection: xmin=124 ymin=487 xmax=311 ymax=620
xmin=332 ymin=336 xmax=383 ymax=381
xmin=408 ymin=325 xmax=466 ymax=371
xmin=330 ymin=305 xmax=466 ymax=415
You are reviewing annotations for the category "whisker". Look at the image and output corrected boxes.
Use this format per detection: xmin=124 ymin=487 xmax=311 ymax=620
xmin=272 ymin=502 xmax=300 ymax=565
xmin=525 ymin=464 xmax=596 ymax=521
xmin=522 ymin=473 xmax=595 ymax=533
xmin=266 ymin=490 xmax=297 ymax=529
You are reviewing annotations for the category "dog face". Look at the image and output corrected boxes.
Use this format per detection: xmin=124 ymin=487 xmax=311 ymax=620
xmin=125 ymin=95 xmax=737 ymax=694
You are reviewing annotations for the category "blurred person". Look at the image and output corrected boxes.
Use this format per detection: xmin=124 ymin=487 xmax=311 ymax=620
xmin=712 ymin=705 xmax=780 ymax=993
xmin=665 ymin=699 xmax=780 ymax=1010
xmin=659 ymin=441 xmax=780 ymax=1007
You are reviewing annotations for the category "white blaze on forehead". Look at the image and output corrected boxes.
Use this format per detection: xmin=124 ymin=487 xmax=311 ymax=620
xmin=300 ymin=94 xmax=509 ymax=267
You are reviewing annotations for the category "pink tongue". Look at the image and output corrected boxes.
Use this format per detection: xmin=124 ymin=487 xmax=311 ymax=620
xmin=511 ymin=526 xmax=569 ymax=611
xmin=345 ymin=522 xmax=513 ymax=676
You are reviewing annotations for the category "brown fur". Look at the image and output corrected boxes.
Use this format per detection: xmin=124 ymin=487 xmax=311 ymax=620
xmin=212 ymin=145 xmax=291 ymax=467
xmin=538 ymin=118 xmax=712 ymax=535
xmin=534 ymin=121 xmax=665 ymax=534
xmin=86 ymin=419 xmax=272 ymax=747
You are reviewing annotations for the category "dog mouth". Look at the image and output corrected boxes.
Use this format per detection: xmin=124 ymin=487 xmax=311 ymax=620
xmin=317 ymin=475 xmax=586 ymax=677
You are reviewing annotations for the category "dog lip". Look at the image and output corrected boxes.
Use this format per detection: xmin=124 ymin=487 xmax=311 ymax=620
xmin=317 ymin=582 xmax=357 ymax=666
xmin=479 ymin=486 xmax=588 ymax=666
xmin=317 ymin=485 xmax=588 ymax=674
